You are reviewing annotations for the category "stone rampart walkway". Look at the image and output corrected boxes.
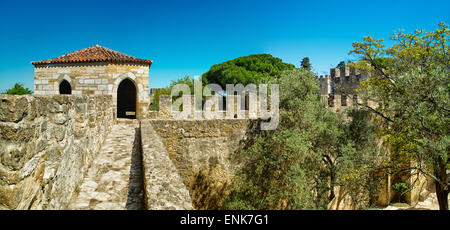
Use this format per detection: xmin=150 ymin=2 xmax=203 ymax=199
xmin=68 ymin=122 xmax=138 ymax=210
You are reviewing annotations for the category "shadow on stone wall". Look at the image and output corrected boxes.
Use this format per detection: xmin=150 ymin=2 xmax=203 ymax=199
xmin=144 ymin=119 xmax=262 ymax=209
xmin=125 ymin=127 xmax=145 ymax=210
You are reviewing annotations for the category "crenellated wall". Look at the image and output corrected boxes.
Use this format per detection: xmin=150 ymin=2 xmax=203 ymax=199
xmin=149 ymin=94 xmax=270 ymax=120
xmin=316 ymin=66 xmax=371 ymax=102
xmin=316 ymin=65 xmax=376 ymax=113
xmin=0 ymin=94 xmax=114 ymax=210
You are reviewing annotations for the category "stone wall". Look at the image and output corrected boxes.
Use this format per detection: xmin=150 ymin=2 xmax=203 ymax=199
xmin=318 ymin=75 xmax=331 ymax=95
xmin=34 ymin=62 xmax=150 ymax=119
xmin=141 ymin=119 xmax=259 ymax=209
xmin=140 ymin=121 xmax=194 ymax=210
xmin=0 ymin=94 xmax=114 ymax=209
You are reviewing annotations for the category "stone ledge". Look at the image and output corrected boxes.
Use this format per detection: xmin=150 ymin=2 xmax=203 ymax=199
xmin=140 ymin=122 xmax=194 ymax=210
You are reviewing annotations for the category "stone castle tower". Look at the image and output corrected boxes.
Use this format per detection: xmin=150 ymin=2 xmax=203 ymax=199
xmin=317 ymin=65 xmax=371 ymax=108
xmin=31 ymin=45 xmax=152 ymax=119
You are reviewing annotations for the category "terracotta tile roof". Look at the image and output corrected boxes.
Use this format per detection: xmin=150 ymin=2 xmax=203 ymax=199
xmin=31 ymin=45 xmax=153 ymax=66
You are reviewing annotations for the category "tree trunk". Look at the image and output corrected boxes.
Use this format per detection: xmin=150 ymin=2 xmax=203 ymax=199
xmin=329 ymin=171 xmax=336 ymax=202
xmin=435 ymin=157 xmax=448 ymax=210
xmin=436 ymin=186 xmax=448 ymax=210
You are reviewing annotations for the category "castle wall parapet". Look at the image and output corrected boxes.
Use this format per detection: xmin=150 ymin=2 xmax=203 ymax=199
xmin=149 ymin=94 xmax=273 ymax=120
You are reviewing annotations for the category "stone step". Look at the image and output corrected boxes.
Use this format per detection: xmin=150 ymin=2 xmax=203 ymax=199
xmin=116 ymin=118 xmax=140 ymax=125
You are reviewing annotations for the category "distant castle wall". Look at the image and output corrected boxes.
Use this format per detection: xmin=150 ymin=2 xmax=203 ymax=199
xmin=317 ymin=65 xmax=372 ymax=111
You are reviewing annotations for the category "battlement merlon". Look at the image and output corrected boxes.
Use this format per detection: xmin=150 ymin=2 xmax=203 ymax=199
xmin=330 ymin=68 xmax=340 ymax=78
xmin=331 ymin=66 xmax=363 ymax=78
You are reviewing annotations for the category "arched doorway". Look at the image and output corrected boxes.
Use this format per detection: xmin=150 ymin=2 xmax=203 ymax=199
xmin=117 ymin=78 xmax=137 ymax=119
xmin=59 ymin=79 xmax=72 ymax=94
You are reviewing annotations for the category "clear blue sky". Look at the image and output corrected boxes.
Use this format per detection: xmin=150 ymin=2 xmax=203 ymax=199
xmin=0 ymin=0 xmax=448 ymax=92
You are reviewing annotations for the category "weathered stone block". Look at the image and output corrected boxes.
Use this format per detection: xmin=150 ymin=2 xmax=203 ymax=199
xmin=0 ymin=96 xmax=29 ymax=123
xmin=53 ymin=113 xmax=68 ymax=125
xmin=1 ymin=146 xmax=27 ymax=171
xmin=0 ymin=123 xmax=35 ymax=143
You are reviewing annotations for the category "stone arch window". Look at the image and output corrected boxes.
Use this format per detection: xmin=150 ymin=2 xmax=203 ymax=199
xmin=117 ymin=78 xmax=137 ymax=119
xmin=59 ymin=79 xmax=72 ymax=94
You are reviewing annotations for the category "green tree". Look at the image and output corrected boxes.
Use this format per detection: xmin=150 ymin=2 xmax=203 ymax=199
xmin=201 ymin=54 xmax=296 ymax=88
xmin=222 ymin=69 xmax=383 ymax=210
xmin=149 ymin=75 xmax=195 ymax=111
xmin=336 ymin=61 xmax=346 ymax=69
xmin=333 ymin=108 xmax=387 ymax=209
xmin=301 ymin=57 xmax=312 ymax=71
xmin=349 ymin=22 xmax=449 ymax=210
xmin=3 ymin=83 xmax=32 ymax=95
